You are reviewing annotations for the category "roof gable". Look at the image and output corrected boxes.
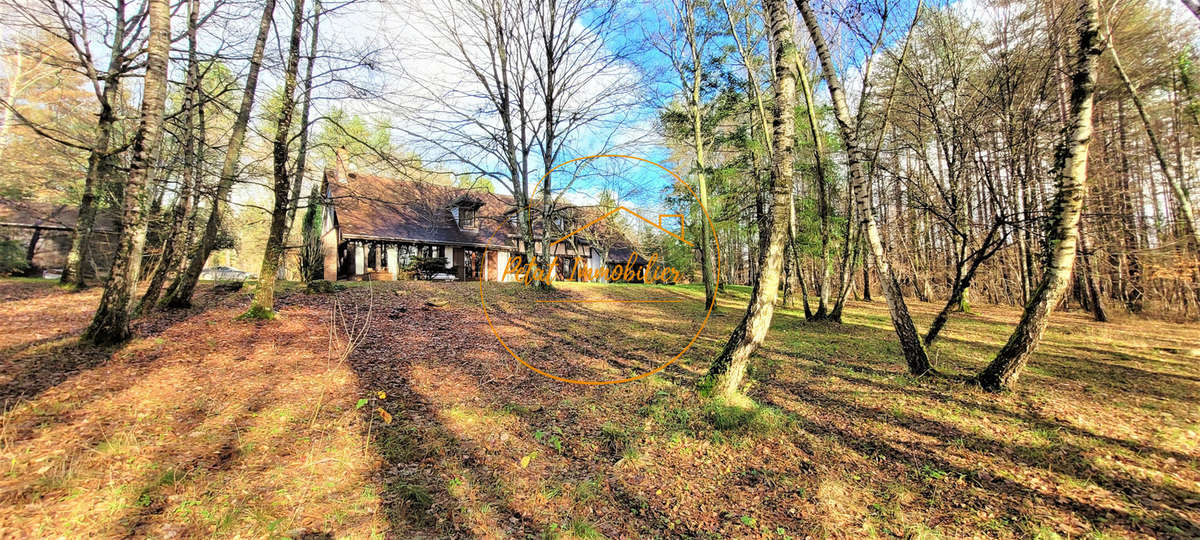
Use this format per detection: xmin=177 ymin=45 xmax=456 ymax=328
xmin=324 ymin=169 xmax=517 ymax=248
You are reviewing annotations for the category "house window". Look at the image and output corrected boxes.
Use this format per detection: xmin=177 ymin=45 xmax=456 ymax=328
xmin=460 ymin=207 xmax=477 ymax=229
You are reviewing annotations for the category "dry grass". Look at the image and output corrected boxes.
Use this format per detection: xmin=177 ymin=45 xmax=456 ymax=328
xmin=0 ymin=279 xmax=386 ymax=538
xmin=0 ymin=278 xmax=1197 ymax=538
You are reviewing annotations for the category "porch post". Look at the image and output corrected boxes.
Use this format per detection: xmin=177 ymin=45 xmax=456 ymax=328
xmin=387 ymin=245 xmax=399 ymax=278
xmin=321 ymin=213 xmax=339 ymax=281
xmin=354 ymin=242 xmax=365 ymax=276
xmin=497 ymin=252 xmax=509 ymax=282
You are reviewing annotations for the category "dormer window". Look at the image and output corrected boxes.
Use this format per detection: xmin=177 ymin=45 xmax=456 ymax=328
xmin=450 ymin=193 xmax=484 ymax=230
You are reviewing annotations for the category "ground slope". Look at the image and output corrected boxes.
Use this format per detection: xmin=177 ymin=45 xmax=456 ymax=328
xmin=0 ymin=278 xmax=1197 ymax=538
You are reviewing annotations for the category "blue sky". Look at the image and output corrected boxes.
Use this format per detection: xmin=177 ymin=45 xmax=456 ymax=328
xmin=338 ymin=0 xmax=962 ymax=215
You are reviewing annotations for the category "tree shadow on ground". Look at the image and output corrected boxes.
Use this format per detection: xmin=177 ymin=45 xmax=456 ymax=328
xmin=768 ymin=377 xmax=1200 ymax=536
xmin=748 ymin=308 xmax=1200 ymax=538
xmin=0 ymin=282 xmax=383 ymax=537
xmin=345 ymin=284 xmax=678 ymax=537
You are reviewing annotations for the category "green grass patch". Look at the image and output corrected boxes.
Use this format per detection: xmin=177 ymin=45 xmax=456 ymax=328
xmin=703 ymin=399 xmax=788 ymax=434
xmin=235 ymin=304 xmax=276 ymax=321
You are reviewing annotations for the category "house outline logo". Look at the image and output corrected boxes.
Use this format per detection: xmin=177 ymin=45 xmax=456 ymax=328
xmin=477 ymin=154 xmax=721 ymax=386
xmin=659 ymin=214 xmax=684 ymax=239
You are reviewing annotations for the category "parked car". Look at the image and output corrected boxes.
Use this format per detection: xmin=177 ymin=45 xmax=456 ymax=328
xmin=200 ymin=266 xmax=255 ymax=281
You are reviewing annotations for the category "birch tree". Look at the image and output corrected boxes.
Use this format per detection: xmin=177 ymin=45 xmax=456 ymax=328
xmin=796 ymin=0 xmax=932 ymax=375
xmin=704 ymin=0 xmax=797 ymax=400
xmin=976 ymin=0 xmax=1102 ymax=391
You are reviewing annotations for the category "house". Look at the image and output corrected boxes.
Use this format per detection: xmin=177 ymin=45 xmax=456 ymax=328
xmin=318 ymin=162 xmax=685 ymax=283
xmin=0 ymin=199 xmax=119 ymax=278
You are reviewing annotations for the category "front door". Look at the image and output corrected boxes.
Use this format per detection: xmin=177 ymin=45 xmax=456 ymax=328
xmin=461 ymin=249 xmax=484 ymax=281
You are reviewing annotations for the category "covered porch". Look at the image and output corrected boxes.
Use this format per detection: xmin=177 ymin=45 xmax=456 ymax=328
xmin=332 ymin=237 xmax=512 ymax=282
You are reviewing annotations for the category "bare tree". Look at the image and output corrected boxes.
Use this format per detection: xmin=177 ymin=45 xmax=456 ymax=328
xmin=394 ymin=0 xmax=639 ymax=280
xmin=1106 ymin=24 xmax=1200 ymax=255
xmin=976 ymin=0 xmax=1102 ymax=391
xmin=247 ymin=0 xmax=308 ymax=318
xmin=704 ymin=0 xmax=796 ymax=400
xmin=652 ymin=0 xmax=721 ymax=308
xmin=282 ymin=0 xmax=323 ymax=244
xmin=395 ymin=0 xmax=540 ymax=268
xmin=163 ymin=0 xmax=277 ymax=308
xmin=797 ymin=0 xmax=932 ymax=375
xmin=1 ymin=0 xmax=151 ymax=288
xmin=82 ymin=0 xmax=170 ymax=344
xmin=137 ymin=0 xmax=202 ymax=313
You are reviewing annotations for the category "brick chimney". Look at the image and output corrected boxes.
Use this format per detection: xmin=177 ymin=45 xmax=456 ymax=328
xmin=334 ymin=146 xmax=350 ymax=184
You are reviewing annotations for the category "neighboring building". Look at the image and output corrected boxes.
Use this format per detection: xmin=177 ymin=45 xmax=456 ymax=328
xmin=319 ymin=163 xmax=681 ymax=282
xmin=0 ymin=199 xmax=118 ymax=278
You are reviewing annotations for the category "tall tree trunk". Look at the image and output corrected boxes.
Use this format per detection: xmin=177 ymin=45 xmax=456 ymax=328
xmin=137 ymin=0 xmax=201 ymax=314
xmin=797 ymin=0 xmax=932 ymax=375
xmin=1079 ymin=221 xmax=1107 ymax=322
xmin=1021 ymin=142 xmax=1038 ymax=298
xmin=691 ymin=30 xmax=715 ymax=307
xmin=1109 ymin=39 xmax=1200 ymax=254
xmin=82 ymin=0 xmax=170 ymax=344
xmin=1182 ymin=0 xmax=1200 ymax=22
xmin=282 ymin=0 xmax=322 ymax=245
xmin=830 ymin=217 xmax=860 ymax=321
xmin=720 ymin=0 xmax=773 ymax=310
xmin=247 ymin=0 xmax=307 ymax=318
xmin=61 ymin=0 xmax=129 ymax=289
xmin=794 ymin=47 xmax=831 ymax=319
xmin=163 ymin=0 xmax=277 ymax=308
xmin=790 ymin=191 xmax=813 ymax=320
xmin=860 ymin=238 xmax=871 ymax=301
xmin=704 ymin=0 xmax=796 ymax=399
xmin=977 ymin=0 xmax=1101 ymax=391
xmin=694 ymin=130 xmax=717 ymax=309
xmin=534 ymin=0 xmax=560 ymax=292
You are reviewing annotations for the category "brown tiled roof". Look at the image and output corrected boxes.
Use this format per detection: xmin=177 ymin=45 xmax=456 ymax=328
xmin=324 ymin=169 xmax=518 ymax=248
xmin=322 ymin=169 xmax=660 ymax=261
xmin=0 ymin=199 xmax=117 ymax=231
